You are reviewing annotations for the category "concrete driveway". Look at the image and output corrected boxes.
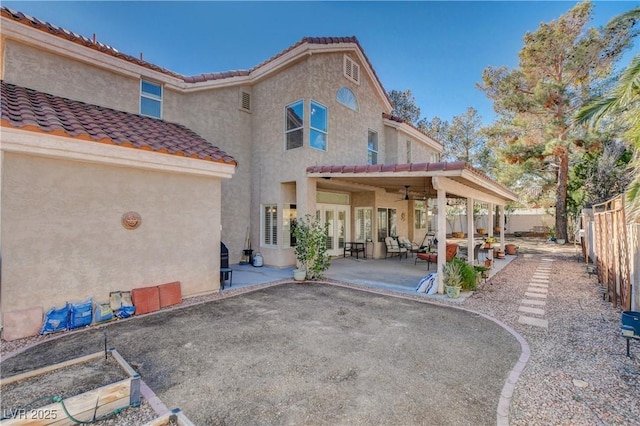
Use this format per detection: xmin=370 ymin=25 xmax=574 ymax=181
xmin=2 ymin=283 xmax=522 ymax=425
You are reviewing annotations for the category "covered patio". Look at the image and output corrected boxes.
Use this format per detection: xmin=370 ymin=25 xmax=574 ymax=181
xmin=307 ymin=161 xmax=519 ymax=294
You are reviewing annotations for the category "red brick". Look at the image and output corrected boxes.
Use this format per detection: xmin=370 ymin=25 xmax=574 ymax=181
xmin=158 ymin=281 xmax=182 ymax=308
xmin=131 ymin=286 xmax=160 ymax=315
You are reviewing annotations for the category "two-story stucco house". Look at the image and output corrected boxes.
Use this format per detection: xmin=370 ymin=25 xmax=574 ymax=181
xmin=0 ymin=7 xmax=517 ymax=339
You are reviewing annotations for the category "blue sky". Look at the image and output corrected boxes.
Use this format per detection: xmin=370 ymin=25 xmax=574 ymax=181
xmin=4 ymin=1 xmax=638 ymax=124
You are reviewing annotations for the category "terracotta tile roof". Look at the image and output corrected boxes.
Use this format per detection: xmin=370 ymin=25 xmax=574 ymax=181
xmin=1 ymin=7 xmax=185 ymax=80
xmin=1 ymin=7 xmax=387 ymax=102
xmin=0 ymin=81 xmax=237 ymax=165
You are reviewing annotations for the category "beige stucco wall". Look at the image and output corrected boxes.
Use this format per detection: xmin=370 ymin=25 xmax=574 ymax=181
xmin=248 ymin=52 xmax=391 ymax=266
xmin=1 ymin=29 xmax=437 ymax=269
xmin=1 ymin=152 xmax=222 ymax=314
xmin=2 ymin=37 xmax=250 ymax=265
xmin=167 ymin=86 xmax=251 ymax=265
xmin=3 ymin=40 xmax=139 ymax=114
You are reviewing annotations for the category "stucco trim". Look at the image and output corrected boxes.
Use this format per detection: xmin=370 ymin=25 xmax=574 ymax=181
xmin=383 ymin=118 xmax=443 ymax=152
xmin=1 ymin=127 xmax=236 ymax=179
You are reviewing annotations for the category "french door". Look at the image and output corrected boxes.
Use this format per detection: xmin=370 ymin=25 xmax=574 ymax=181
xmin=317 ymin=204 xmax=350 ymax=257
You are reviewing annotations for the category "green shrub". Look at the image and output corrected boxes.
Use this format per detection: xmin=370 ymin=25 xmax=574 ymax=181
xmin=452 ymin=257 xmax=477 ymax=291
xmin=293 ymin=214 xmax=331 ymax=280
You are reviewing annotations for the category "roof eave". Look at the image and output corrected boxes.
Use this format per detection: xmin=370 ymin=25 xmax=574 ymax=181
xmin=1 ymin=125 xmax=236 ymax=179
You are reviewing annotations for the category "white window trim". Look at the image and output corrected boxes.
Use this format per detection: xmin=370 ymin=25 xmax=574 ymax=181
xmin=310 ymin=100 xmax=328 ymax=152
xmin=337 ymin=87 xmax=359 ymax=111
xmin=406 ymin=139 xmax=412 ymax=163
xmin=140 ymin=79 xmax=162 ymax=119
xmin=284 ymin=99 xmax=304 ymax=151
xmin=355 ymin=207 xmax=373 ymax=242
xmin=368 ymin=129 xmax=379 ymax=165
xmin=262 ymin=204 xmax=278 ymax=247
xmin=283 ymin=204 xmax=297 ymax=248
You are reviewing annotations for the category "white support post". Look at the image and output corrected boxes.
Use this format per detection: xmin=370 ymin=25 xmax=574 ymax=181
xmin=466 ymin=197 xmax=475 ymax=265
xmin=499 ymin=205 xmax=506 ymax=250
xmin=436 ymin=187 xmax=447 ymax=294
xmin=488 ymin=203 xmax=494 ymax=238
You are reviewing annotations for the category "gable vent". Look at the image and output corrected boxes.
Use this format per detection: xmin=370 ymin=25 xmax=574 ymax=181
xmin=240 ymin=90 xmax=251 ymax=112
xmin=344 ymin=55 xmax=360 ymax=85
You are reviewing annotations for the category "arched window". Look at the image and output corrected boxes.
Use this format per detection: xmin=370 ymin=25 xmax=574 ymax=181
xmin=336 ymin=87 xmax=359 ymax=111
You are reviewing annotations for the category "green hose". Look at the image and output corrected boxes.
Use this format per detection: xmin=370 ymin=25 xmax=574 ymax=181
xmin=2 ymin=395 xmax=130 ymax=424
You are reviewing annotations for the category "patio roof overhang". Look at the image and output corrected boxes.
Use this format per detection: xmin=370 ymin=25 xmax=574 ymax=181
xmin=307 ymin=161 xmax=518 ymax=205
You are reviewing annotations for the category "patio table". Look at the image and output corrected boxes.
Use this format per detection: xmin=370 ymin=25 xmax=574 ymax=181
xmin=344 ymin=242 xmax=366 ymax=259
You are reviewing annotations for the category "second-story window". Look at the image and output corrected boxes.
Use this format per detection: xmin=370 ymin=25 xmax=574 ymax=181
xmin=310 ymin=101 xmax=327 ymax=151
xmin=140 ymin=80 xmax=162 ymax=118
xmin=368 ymin=130 xmax=378 ymax=165
xmin=406 ymin=140 xmax=412 ymax=163
xmin=285 ymin=100 xmax=304 ymax=150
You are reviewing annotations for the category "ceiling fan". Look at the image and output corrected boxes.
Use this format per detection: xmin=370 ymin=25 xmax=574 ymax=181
xmin=397 ymin=185 xmax=428 ymax=202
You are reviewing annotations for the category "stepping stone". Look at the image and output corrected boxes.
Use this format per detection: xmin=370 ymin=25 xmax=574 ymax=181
xmin=521 ymin=299 xmax=546 ymax=306
xmin=518 ymin=315 xmax=548 ymax=328
xmin=528 ymin=284 xmax=548 ymax=290
xmin=518 ymin=306 xmax=545 ymax=315
xmin=527 ymin=287 xmax=548 ymax=293
xmin=525 ymin=292 xmax=547 ymax=298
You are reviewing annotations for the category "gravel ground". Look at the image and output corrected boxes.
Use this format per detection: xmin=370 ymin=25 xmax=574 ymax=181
xmin=2 ymin=240 xmax=639 ymax=425
xmin=464 ymin=246 xmax=640 ymax=425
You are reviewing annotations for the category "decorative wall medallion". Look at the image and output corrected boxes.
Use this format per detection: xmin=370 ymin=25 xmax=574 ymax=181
xmin=122 ymin=211 xmax=142 ymax=230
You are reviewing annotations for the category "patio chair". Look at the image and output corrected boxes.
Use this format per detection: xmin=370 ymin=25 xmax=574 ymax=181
xmin=385 ymin=237 xmax=408 ymax=259
xmin=415 ymin=242 xmax=458 ymax=269
xmin=398 ymin=236 xmax=420 ymax=257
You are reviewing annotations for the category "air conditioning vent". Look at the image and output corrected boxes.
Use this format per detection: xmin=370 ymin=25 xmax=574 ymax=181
xmin=344 ymin=55 xmax=360 ymax=85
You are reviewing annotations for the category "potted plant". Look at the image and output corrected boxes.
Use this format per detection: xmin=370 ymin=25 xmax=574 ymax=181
xmin=484 ymin=236 xmax=496 ymax=248
xmin=292 ymin=214 xmax=331 ymax=281
xmin=505 ymin=244 xmax=517 ymax=255
xmin=474 ymin=265 xmax=489 ymax=280
xmin=442 ymin=260 xmax=463 ymax=298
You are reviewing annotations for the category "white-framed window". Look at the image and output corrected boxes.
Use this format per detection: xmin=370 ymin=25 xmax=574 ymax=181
xmin=368 ymin=130 xmax=378 ymax=165
xmin=262 ymin=204 xmax=278 ymax=246
xmin=343 ymin=55 xmax=361 ymax=85
xmin=406 ymin=140 xmax=412 ymax=163
xmin=414 ymin=201 xmax=427 ymax=229
xmin=310 ymin=100 xmax=328 ymax=151
xmin=431 ymin=152 xmax=440 ymax=163
xmin=283 ymin=204 xmax=297 ymax=248
xmin=355 ymin=207 xmax=373 ymax=242
xmin=337 ymin=87 xmax=359 ymax=111
xmin=285 ymin=100 xmax=304 ymax=150
xmin=140 ymin=79 xmax=162 ymax=118
xmin=377 ymin=208 xmax=397 ymax=242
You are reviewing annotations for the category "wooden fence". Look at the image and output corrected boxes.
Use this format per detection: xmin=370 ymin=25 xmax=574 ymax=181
xmin=585 ymin=195 xmax=633 ymax=310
